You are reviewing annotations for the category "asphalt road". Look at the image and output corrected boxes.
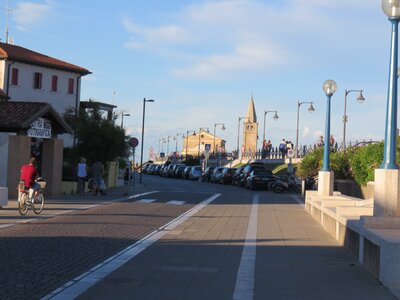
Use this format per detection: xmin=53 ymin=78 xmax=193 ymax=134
xmin=0 ymin=174 xmax=396 ymax=300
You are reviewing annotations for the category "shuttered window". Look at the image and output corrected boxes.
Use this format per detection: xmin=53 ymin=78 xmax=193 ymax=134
xmin=11 ymin=68 xmax=18 ymax=85
xmin=34 ymin=72 xmax=42 ymax=89
xmin=51 ymin=75 xmax=58 ymax=92
xmin=68 ymin=78 xmax=74 ymax=94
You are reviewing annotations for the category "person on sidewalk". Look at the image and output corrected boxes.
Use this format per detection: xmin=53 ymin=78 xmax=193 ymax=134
xmin=91 ymin=160 xmax=105 ymax=196
xmin=76 ymin=157 xmax=88 ymax=196
xmin=20 ymin=157 xmax=40 ymax=201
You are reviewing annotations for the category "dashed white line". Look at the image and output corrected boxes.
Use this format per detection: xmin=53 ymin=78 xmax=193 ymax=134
xmin=136 ymin=199 xmax=157 ymax=203
xmin=166 ymin=200 xmax=186 ymax=205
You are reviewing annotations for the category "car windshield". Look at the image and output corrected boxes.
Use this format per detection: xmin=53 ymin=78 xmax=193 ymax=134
xmin=253 ymin=169 xmax=271 ymax=175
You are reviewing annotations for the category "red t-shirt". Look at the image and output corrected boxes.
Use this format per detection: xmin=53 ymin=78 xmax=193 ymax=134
xmin=20 ymin=164 xmax=39 ymax=188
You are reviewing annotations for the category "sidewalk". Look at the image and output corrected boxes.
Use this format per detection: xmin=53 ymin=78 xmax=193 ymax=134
xmin=47 ymin=192 xmax=396 ymax=300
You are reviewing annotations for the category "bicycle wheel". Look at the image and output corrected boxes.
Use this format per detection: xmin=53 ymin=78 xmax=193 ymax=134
xmin=18 ymin=192 xmax=29 ymax=215
xmin=33 ymin=193 xmax=45 ymax=214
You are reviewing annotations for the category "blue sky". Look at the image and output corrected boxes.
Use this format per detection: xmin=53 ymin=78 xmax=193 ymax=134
xmin=0 ymin=0 xmax=391 ymax=157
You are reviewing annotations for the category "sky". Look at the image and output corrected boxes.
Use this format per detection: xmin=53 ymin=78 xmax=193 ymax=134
xmin=0 ymin=0 xmax=392 ymax=158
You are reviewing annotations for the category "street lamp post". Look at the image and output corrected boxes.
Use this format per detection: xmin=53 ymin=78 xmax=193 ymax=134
xmin=213 ymin=123 xmax=225 ymax=153
xmin=185 ymin=130 xmax=196 ymax=160
xmin=237 ymin=116 xmax=249 ymax=159
xmin=175 ymin=133 xmax=184 ymax=153
xmin=263 ymin=110 xmax=279 ymax=142
xmin=296 ymin=101 xmax=315 ymax=158
xmin=343 ymin=89 xmax=365 ymax=151
xmin=322 ymin=80 xmax=337 ymax=171
xmin=121 ymin=113 xmax=130 ymax=128
xmin=139 ymin=98 xmax=155 ymax=184
xmin=381 ymin=0 xmax=400 ymax=169
xmin=166 ymin=136 xmax=172 ymax=158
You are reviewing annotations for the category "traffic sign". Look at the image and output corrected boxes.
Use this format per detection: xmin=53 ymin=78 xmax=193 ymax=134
xmin=160 ymin=152 xmax=165 ymax=158
xmin=128 ymin=137 xmax=139 ymax=148
xmin=205 ymin=144 xmax=211 ymax=151
xmin=287 ymin=149 xmax=294 ymax=158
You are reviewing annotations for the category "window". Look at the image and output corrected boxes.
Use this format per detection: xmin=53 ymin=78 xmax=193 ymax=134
xmin=11 ymin=68 xmax=19 ymax=85
xmin=68 ymin=78 xmax=74 ymax=94
xmin=34 ymin=72 xmax=42 ymax=89
xmin=51 ymin=75 xmax=58 ymax=92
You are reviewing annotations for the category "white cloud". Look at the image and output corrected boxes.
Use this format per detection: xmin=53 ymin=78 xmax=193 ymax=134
xmin=13 ymin=1 xmax=53 ymax=31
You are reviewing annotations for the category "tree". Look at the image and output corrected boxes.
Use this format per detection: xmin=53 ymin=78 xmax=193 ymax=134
xmin=64 ymin=105 xmax=128 ymax=164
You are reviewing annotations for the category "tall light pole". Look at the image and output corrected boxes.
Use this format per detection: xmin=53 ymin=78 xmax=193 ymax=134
xmin=213 ymin=123 xmax=225 ymax=153
xmin=296 ymin=101 xmax=315 ymax=158
xmin=139 ymin=98 xmax=154 ymax=184
xmin=322 ymin=80 xmax=337 ymax=171
xmin=381 ymin=0 xmax=400 ymax=169
xmin=121 ymin=113 xmax=130 ymax=128
xmin=237 ymin=116 xmax=249 ymax=158
xmin=263 ymin=110 xmax=279 ymax=142
xmin=175 ymin=133 xmax=184 ymax=153
xmin=343 ymin=89 xmax=365 ymax=151
xmin=166 ymin=135 xmax=172 ymax=158
xmin=185 ymin=130 xmax=196 ymax=160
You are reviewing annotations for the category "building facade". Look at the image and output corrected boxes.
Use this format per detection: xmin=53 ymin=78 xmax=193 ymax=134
xmin=182 ymin=129 xmax=226 ymax=157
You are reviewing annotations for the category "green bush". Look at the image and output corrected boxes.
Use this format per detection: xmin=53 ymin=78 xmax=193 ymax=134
xmin=331 ymin=151 xmax=353 ymax=180
xmin=297 ymin=147 xmax=323 ymax=179
xmin=349 ymin=142 xmax=383 ymax=186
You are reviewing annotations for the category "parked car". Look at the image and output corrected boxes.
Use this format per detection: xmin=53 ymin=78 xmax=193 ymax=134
xmin=219 ymin=168 xmax=236 ymax=184
xmin=238 ymin=164 xmax=270 ymax=187
xmin=201 ymin=166 xmax=216 ymax=182
xmin=165 ymin=164 xmax=177 ymax=177
xmin=147 ymin=164 xmax=156 ymax=174
xmin=152 ymin=164 xmax=162 ymax=175
xmin=232 ymin=167 xmax=245 ymax=186
xmin=210 ymin=167 xmax=225 ymax=183
xmin=245 ymin=169 xmax=274 ymax=190
xmin=173 ymin=165 xmax=186 ymax=178
xmin=159 ymin=164 xmax=168 ymax=177
xmin=189 ymin=166 xmax=202 ymax=180
xmin=182 ymin=166 xmax=192 ymax=179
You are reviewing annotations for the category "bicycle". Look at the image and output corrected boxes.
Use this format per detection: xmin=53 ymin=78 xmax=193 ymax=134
xmin=17 ymin=178 xmax=46 ymax=215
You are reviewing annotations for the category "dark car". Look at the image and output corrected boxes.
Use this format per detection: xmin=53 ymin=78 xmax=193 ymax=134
xmin=232 ymin=167 xmax=245 ymax=186
xmin=201 ymin=166 xmax=215 ymax=182
xmin=152 ymin=164 xmax=162 ymax=175
xmin=173 ymin=165 xmax=186 ymax=178
xmin=245 ymin=168 xmax=274 ymax=190
xmin=219 ymin=168 xmax=236 ymax=184
xmin=189 ymin=166 xmax=202 ymax=180
xmin=165 ymin=164 xmax=176 ymax=177
xmin=182 ymin=166 xmax=192 ymax=179
xmin=210 ymin=167 xmax=225 ymax=183
xmin=238 ymin=164 xmax=269 ymax=187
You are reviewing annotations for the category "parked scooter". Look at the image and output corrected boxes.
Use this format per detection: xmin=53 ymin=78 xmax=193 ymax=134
xmin=272 ymin=175 xmax=301 ymax=193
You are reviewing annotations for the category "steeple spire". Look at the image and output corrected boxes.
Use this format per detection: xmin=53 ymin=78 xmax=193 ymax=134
xmin=245 ymin=95 xmax=257 ymax=123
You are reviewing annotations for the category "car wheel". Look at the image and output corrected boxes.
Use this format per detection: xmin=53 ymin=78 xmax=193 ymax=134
xmin=273 ymin=183 xmax=283 ymax=193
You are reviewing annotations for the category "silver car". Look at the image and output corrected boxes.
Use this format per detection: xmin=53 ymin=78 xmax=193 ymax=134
xmin=189 ymin=166 xmax=202 ymax=181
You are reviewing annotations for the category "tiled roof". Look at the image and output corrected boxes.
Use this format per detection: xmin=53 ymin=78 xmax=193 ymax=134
xmin=0 ymin=42 xmax=90 ymax=75
xmin=0 ymin=101 xmax=72 ymax=134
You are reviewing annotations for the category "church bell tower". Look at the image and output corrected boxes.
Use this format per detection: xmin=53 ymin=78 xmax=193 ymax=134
xmin=243 ymin=96 xmax=258 ymax=155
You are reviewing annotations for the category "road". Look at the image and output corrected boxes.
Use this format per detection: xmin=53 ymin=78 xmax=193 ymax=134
xmin=0 ymin=174 xmax=396 ymax=300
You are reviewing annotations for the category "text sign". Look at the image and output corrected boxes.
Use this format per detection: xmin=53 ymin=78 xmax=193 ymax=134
xmin=128 ymin=137 xmax=139 ymax=148
xmin=27 ymin=118 xmax=51 ymax=139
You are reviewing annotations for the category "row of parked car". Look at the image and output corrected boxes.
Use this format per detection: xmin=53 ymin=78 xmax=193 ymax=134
xmin=142 ymin=161 xmax=302 ymax=192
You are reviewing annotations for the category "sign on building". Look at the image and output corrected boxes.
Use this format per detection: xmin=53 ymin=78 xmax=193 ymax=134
xmin=27 ymin=118 xmax=52 ymax=138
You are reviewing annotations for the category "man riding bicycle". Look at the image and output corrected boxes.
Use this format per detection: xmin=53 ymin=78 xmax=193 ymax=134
xmin=20 ymin=157 xmax=40 ymax=201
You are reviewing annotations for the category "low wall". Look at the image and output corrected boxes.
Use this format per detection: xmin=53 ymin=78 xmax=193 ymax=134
xmin=305 ymin=190 xmax=400 ymax=297
xmin=334 ymin=180 xmax=374 ymax=200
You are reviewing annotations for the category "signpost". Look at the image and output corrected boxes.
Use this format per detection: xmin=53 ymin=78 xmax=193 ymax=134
xmin=128 ymin=137 xmax=139 ymax=194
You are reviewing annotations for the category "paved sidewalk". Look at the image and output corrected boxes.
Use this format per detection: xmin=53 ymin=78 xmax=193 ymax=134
xmin=53 ymin=191 xmax=396 ymax=300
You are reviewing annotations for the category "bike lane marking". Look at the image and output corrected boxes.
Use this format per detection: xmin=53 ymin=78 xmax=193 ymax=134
xmin=43 ymin=193 xmax=222 ymax=300
xmin=233 ymin=194 xmax=259 ymax=300
xmin=0 ymin=191 xmax=159 ymax=230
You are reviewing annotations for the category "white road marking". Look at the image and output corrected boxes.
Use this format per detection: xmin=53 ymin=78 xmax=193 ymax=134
xmin=136 ymin=199 xmax=157 ymax=203
xmin=42 ymin=193 xmax=222 ymax=300
xmin=166 ymin=200 xmax=186 ymax=205
xmin=233 ymin=194 xmax=259 ymax=300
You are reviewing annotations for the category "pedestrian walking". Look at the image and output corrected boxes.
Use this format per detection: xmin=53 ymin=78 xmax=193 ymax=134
xmin=76 ymin=157 xmax=88 ymax=196
xmin=279 ymin=139 xmax=287 ymax=158
xmin=91 ymin=160 xmax=105 ymax=196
